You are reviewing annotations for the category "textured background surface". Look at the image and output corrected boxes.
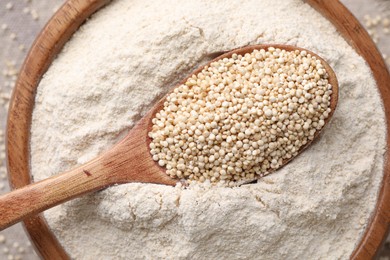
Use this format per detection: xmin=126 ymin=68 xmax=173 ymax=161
xmin=0 ymin=1 xmax=389 ymax=259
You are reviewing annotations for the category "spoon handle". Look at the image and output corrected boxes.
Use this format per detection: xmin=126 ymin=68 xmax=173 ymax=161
xmin=0 ymin=159 xmax=110 ymax=230
xmin=0 ymin=119 xmax=175 ymax=231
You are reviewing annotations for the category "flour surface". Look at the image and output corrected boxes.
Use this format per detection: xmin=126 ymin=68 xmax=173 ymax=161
xmin=30 ymin=0 xmax=386 ymax=259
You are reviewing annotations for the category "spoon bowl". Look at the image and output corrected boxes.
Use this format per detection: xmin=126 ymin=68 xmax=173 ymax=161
xmin=0 ymin=44 xmax=338 ymax=231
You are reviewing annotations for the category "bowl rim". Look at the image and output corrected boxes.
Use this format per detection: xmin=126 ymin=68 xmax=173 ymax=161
xmin=6 ymin=0 xmax=390 ymax=259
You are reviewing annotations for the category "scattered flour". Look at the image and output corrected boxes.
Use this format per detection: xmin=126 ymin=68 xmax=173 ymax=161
xmin=30 ymin=0 xmax=386 ymax=259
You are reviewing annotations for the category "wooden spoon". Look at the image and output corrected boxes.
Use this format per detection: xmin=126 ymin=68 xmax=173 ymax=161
xmin=0 ymin=44 xmax=338 ymax=230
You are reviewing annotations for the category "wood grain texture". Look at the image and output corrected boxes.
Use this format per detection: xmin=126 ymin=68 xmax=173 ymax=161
xmin=2 ymin=112 xmax=176 ymax=231
xmin=5 ymin=0 xmax=388 ymax=259
xmin=0 ymin=43 xmax=338 ymax=232
xmin=304 ymin=0 xmax=390 ymax=259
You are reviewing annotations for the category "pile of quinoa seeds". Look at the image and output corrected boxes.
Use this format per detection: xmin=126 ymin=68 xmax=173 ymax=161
xmin=149 ymin=47 xmax=333 ymax=184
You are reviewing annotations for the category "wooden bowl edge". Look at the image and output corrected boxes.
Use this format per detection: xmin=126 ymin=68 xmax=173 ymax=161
xmin=305 ymin=0 xmax=390 ymax=259
xmin=6 ymin=0 xmax=112 ymax=259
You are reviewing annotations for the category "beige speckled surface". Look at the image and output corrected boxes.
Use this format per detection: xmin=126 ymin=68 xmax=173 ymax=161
xmin=0 ymin=2 xmax=63 ymax=260
xmin=0 ymin=1 xmax=389 ymax=259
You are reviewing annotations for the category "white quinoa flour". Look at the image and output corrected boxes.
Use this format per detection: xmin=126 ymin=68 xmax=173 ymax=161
xmin=30 ymin=0 xmax=386 ymax=259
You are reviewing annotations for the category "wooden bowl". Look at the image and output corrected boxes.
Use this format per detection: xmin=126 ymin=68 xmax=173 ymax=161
xmin=6 ymin=0 xmax=390 ymax=259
